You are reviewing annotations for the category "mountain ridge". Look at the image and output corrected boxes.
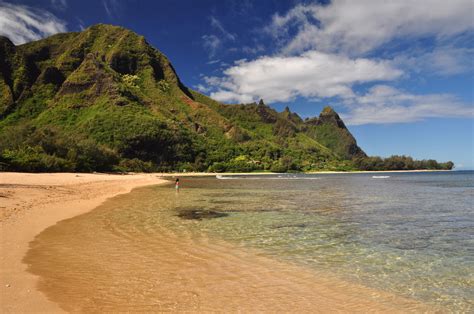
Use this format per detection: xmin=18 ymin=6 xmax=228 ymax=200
xmin=0 ymin=24 xmax=453 ymax=172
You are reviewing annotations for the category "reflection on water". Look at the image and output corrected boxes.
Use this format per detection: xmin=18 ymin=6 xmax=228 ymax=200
xmin=25 ymin=171 xmax=473 ymax=311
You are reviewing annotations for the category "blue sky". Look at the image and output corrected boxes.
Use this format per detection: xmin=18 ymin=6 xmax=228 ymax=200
xmin=1 ymin=0 xmax=473 ymax=168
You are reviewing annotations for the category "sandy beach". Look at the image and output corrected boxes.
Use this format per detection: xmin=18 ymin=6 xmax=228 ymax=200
xmin=0 ymin=172 xmax=167 ymax=312
xmin=1 ymin=172 xmax=437 ymax=312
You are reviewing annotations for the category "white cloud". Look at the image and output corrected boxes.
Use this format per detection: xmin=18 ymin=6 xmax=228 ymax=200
xmin=103 ymin=0 xmax=121 ymax=19
xmin=393 ymin=46 xmax=474 ymax=76
xmin=427 ymin=47 xmax=474 ymax=75
xmin=200 ymin=1 xmax=474 ymax=125
xmin=202 ymin=34 xmax=221 ymax=58
xmin=241 ymin=45 xmax=265 ymax=55
xmin=206 ymin=51 xmax=402 ymax=103
xmin=77 ymin=18 xmax=85 ymax=31
xmin=342 ymin=85 xmax=474 ymax=125
xmin=202 ymin=16 xmax=236 ymax=59
xmin=269 ymin=0 xmax=474 ymax=55
xmin=195 ymin=84 xmax=212 ymax=93
xmin=210 ymin=16 xmax=236 ymax=41
xmin=0 ymin=1 xmax=67 ymax=45
xmin=206 ymin=59 xmax=221 ymax=65
xmin=51 ymin=0 xmax=67 ymax=10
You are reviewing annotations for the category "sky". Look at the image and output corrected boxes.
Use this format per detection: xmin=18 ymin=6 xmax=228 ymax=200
xmin=1 ymin=0 xmax=473 ymax=168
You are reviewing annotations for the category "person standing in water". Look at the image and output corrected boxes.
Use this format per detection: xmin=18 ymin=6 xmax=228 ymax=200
xmin=175 ymin=178 xmax=180 ymax=191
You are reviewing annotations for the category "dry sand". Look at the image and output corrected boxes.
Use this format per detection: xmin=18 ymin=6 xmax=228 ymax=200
xmin=1 ymin=172 xmax=437 ymax=313
xmin=0 ymin=172 xmax=167 ymax=313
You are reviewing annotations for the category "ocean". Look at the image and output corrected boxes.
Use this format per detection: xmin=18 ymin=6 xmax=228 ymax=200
xmin=25 ymin=171 xmax=473 ymax=311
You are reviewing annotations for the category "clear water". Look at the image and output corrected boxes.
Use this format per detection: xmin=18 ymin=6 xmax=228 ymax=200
xmin=26 ymin=171 xmax=474 ymax=311
xmin=162 ymin=171 xmax=474 ymax=311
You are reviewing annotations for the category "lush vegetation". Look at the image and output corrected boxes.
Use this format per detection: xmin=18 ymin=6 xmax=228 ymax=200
xmin=353 ymin=155 xmax=454 ymax=171
xmin=0 ymin=24 xmax=454 ymax=173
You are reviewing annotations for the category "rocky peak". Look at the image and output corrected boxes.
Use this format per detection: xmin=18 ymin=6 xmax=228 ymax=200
xmin=305 ymin=106 xmax=347 ymax=129
xmin=256 ymin=101 xmax=277 ymax=123
xmin=317 ymin=106 xmax=347 ymax=129
xmin=321 ymin=106 xmax=336 ymax=115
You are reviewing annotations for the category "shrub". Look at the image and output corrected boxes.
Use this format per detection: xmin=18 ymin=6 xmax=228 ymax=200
xmin=69 ymin=139 xmax=119 ymax=172
xmin=208 ymin=162 xmax=227 ymax=173
xmin=1 ymin=146 xmax=73 ymax=172
xmin=117 ymin=158 xmax=156 ymax=172
xmin=270 ymin=162 xmax=288 ymax=173
xmin=157 ymin=80 xmax=170 ymax=93
xmin=122 ymin=74 xmax=139 ymax=89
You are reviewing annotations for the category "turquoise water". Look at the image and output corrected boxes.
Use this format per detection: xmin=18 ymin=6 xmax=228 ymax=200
xmin=26 ymin=171 xmax=473 ymax=311
xmin=164 ymin=171 xmax=473 ymax=311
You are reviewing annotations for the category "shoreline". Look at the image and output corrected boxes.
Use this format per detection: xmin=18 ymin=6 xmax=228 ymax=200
xmin=0 ymin=172 xmax=167 ymax=313
xmin=1 ymin=172 xmax=438 ymax=312
xmin=154 ymin=169 xmax=453 ymax=178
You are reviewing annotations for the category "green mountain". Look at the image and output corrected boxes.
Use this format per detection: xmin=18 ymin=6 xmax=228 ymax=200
xmin=0 ymin=24 xmax=453 ymax=172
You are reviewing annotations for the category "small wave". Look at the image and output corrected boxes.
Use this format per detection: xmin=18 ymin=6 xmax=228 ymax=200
xmin=216 ymin=175 xmax=232 ymax=179
xmin=215 ymin=175 xmax=321 ymax=180
xmin=372 ymin=176 xmax=390 ymax=179
xmin=267 ymin=177 xmax=321 ymax=180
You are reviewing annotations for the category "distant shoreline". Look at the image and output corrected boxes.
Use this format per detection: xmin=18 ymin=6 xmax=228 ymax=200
xmin=0 ymin=168 xmax=455 ymax=178
xmin=153 ymin=169 xmax=453 ymax=177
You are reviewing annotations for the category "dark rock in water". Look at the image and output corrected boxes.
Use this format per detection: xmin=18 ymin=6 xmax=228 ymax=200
xmin=386 ymin=236 xmax=432 ymax=250
xmin=209 ymin=199 xmax=234 ymax=204
xmin=177 ymin=209 xmax=228 ymax=220
xmin=272 ymin=223 xmax=308 ymax=229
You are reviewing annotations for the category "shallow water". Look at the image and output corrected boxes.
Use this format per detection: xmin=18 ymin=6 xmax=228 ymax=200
xmin=25 ymin=171 xmax=473 ymax=311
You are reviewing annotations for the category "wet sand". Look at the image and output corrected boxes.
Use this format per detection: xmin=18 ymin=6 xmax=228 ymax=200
xmin=1 ymin=172 xmax=436 ymax=312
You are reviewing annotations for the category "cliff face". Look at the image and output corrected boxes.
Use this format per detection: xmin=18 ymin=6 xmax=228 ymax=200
xmin=0 ymin=36 xmax=15 ymax=116
xmin=0 ymin=24 xmax=365 ymax=172
xmin=305 ymin=106 xmax=366 ymax=160
xmin=317 ymin=106 xmax=348 ymax=128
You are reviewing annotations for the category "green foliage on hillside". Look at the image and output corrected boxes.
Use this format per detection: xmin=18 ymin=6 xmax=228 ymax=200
xmin=0 ymin=25 xmax=453 ymax=172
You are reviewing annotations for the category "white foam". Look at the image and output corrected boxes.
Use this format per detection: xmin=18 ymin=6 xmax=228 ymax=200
xmin=216 ymin=175 xmax=231 ymax=179
xmin=215 ymin=175 xmax=321 ymax=180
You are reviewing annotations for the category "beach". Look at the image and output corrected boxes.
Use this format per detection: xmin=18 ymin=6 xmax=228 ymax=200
xmin=0 ymin=172 xmax=167 ymax=313
xmin=0 ymin=172 xmax=450 ymax=312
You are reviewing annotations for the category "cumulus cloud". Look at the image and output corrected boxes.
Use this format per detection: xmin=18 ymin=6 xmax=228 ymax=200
xmin=268 ymin=0 xmax=474 ymax=55
xmin=200 ymin=0 xmax=473 ymax=125
xmin=342 ymin=85 xmax=474 ymax=125
xmin=0 ymin=1 xmax=67 ymax=44
xmin=206 ymin=51 xmax=402 ymax=103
